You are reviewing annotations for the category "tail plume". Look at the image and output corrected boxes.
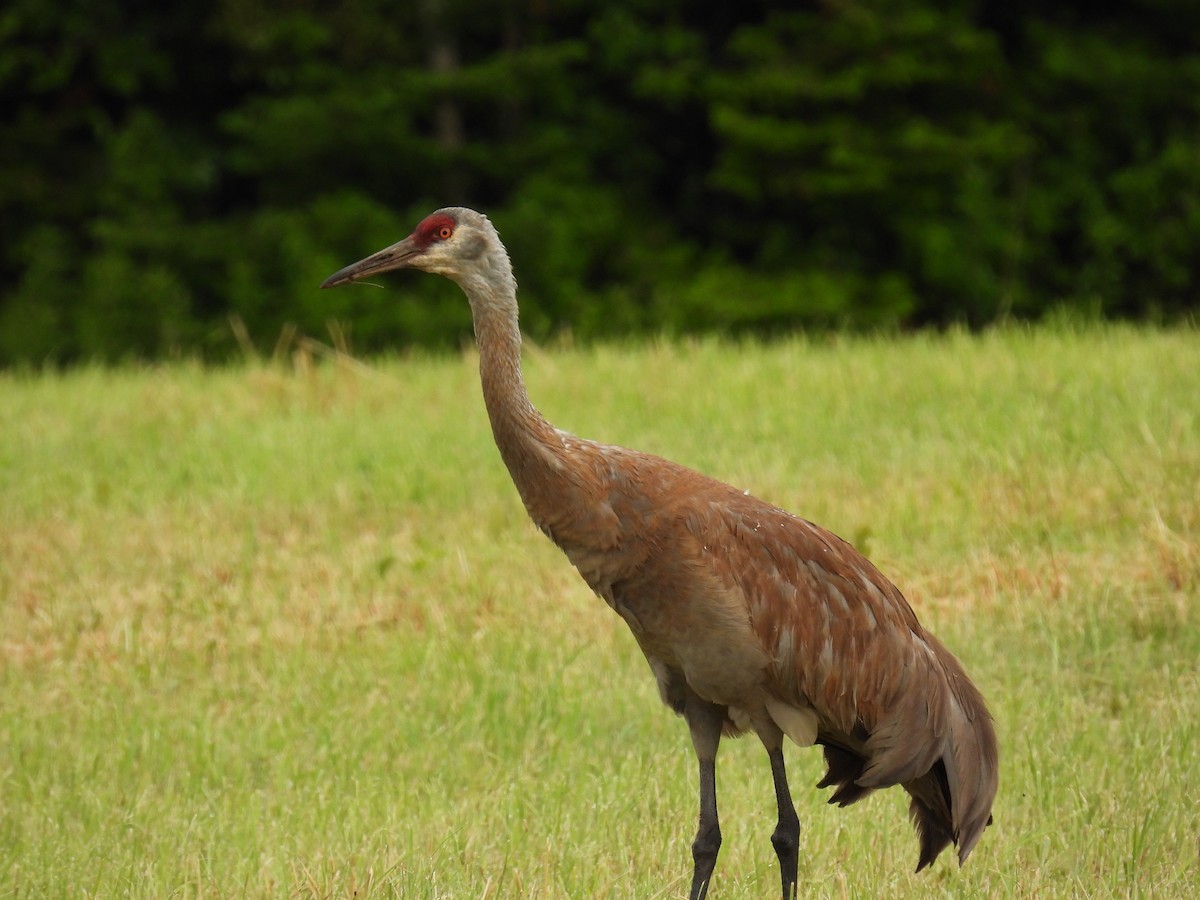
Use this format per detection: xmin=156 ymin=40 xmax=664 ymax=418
xmin=816 ymin=632 xmax=999 ymax=871
xmin=902 ymin=632 xmax=999 ymax=870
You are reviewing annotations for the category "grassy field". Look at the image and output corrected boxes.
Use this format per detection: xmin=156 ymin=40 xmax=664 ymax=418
xmin=1 ymin=324 xmax=1197 ymax=897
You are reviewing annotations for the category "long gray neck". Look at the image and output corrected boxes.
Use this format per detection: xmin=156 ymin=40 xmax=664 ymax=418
xmin=453 ymin=236 xmax=616 ymax=565
xmin=455 ymin=264 xmax=563 ymax=503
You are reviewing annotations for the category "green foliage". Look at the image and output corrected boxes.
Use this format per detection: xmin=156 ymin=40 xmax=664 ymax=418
xmin=1 ymin=1 xmax=1198 ymax=363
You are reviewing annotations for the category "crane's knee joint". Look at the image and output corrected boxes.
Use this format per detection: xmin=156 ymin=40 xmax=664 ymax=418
xmin=771 ymin=818 xmax=799 ymax=858
xmin=771 ymin=829 xmax=798 ymax=855
xmin=692 ymin=823 xmax=722 ymax=863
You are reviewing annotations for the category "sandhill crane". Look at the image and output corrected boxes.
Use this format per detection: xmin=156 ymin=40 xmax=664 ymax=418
xmin=322 ymin=207 xmax=998 ymax=899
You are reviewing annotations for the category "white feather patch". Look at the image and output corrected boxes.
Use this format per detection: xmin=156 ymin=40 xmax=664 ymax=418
xmin=766 ymin=698 xmax=819 ymax=747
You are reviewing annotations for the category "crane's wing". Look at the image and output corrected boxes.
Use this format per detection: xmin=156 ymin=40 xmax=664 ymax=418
xmin=678 ymin=485 xmax=997 ymax=867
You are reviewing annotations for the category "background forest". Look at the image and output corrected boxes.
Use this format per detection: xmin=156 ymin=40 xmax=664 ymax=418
xmin=2 ymin=0 xmax=1199 ymax=363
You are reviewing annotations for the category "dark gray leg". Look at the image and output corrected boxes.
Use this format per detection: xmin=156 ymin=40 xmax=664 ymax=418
xmin=686 ymin=700 xmax=725 ymax=900
xmin=767 ymin=745 xmax=800 ymax=900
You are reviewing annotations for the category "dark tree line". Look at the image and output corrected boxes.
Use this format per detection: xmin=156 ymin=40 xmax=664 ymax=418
xmin=2 ymin=0 xmax=1198 ymax=363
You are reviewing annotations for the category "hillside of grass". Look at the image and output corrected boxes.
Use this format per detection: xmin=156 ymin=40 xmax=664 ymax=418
xmin=1 ymin=325 xmax=1197 ymax=897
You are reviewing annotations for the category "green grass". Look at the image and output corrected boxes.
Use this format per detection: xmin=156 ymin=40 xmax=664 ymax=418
xmin=2 ymin=324 xmax=1198 ymax=897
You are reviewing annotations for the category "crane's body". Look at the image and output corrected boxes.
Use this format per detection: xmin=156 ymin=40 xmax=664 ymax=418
xmin=323 ymin=207 xmax=998 ymax=899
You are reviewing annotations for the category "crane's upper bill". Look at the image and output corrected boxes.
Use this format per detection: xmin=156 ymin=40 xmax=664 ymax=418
xmin=321 ymin=237 xmax=420 ymax=288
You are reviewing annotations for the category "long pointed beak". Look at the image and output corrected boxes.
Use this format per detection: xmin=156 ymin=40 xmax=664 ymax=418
xmin=321 ymin=235 xmax=420 ymax=288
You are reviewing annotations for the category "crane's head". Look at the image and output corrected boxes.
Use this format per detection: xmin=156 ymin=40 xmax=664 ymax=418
xmin=321 ymin=207 xmax=500 ymax=290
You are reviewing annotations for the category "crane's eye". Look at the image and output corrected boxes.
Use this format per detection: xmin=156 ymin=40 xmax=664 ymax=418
xmin=437 ymin=225 xmax=453 ymax=240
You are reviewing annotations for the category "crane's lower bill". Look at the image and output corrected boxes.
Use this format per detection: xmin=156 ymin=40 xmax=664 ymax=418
xmin=321 ymin=236 xmax=419 ymax=288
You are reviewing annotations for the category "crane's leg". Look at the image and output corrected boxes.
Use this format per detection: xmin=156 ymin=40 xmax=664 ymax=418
xmin=754 ymin=722 xmax=799 ymax=900
xmin=686 ymin=699 xmax=725 ymax=900
xmin=767 ymin=745 xmax=800 ymax=900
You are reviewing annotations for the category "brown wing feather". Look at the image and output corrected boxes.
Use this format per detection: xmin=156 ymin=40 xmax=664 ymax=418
xmin=540 ymin=447 xmax=997 ymax=871
xmin=661 ymin=477 xmax=998 ymax=869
